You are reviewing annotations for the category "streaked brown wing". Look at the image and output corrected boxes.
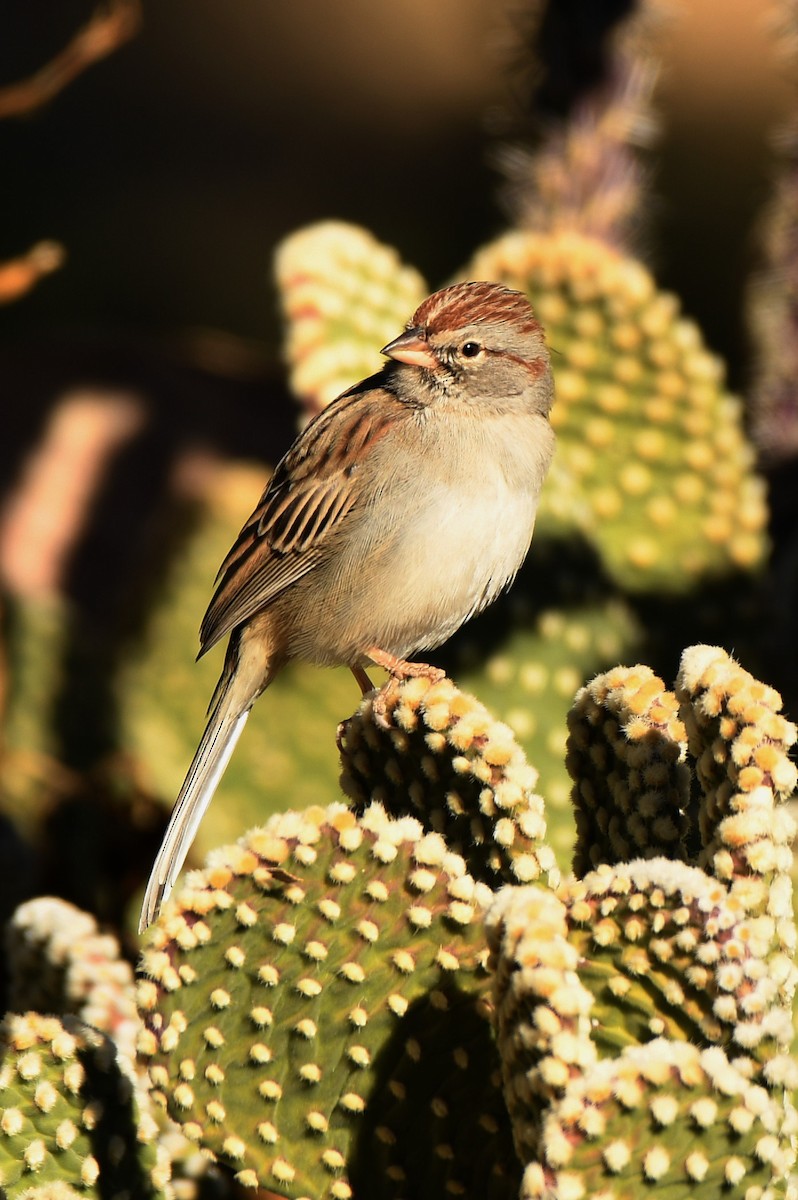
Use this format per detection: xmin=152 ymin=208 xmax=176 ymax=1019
xmin=198 ymin=377 xmax=404 ymax=655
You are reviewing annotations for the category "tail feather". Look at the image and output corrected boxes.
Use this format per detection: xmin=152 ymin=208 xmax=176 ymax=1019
xmin=138 ymin=677 xmax=252 ymax=933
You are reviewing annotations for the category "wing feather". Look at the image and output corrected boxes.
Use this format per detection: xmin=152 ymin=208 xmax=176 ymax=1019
xmin=199 ymin=376 xmax=406 ymax=655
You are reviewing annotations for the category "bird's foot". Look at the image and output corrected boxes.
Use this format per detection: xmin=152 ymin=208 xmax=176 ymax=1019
xmin=362 ymin=648 xmax=445 ymax=728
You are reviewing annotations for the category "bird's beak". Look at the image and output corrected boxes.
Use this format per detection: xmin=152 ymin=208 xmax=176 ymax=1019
xmin=381 ymin=327 xmax=437 ymax=369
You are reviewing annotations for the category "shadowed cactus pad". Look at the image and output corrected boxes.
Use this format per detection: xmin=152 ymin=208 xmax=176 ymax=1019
xmin=0 ymin=1012 xmax=168 ymax=1199
xmin=339 ymin=675 xmax=558 ymax=890
xmin=567 ymin=664 xmax=690 ymax=875
xmin=137 ymin=803 xmax=518 ymax=1199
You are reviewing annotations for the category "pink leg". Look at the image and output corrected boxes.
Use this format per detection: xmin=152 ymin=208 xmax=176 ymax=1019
xmin=364 ymin=646 xmax=445 ymax=684
xmin=350 ymin=665 xmax=375 ymax=695
xmin=363 ymin=647 xmax=445 ymax=727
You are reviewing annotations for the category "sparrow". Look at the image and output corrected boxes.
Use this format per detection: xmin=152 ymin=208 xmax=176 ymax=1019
xmin=139 ymin=280 xmax=555 ymax=931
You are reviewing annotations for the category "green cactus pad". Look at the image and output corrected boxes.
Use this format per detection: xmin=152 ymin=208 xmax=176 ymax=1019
xmin=529 ymin=1040 xmax=789 ymax=1200
xmin=465 ymin=230 xmax=768 ymax=590
xmin=0 ymin=1012 xmax=168 ymax=1199
xmin=339 ymin=674 xmax=557 ymax=890
xmin=676 ymin=644 xmax=798 ymax=901
xmin=274 ymin=221 xmax=426 ymax=414
xmin=566 ymin=860 xmax=794 ymax=1064
xmin=566 ymin=664 xmax=690 ymax=876
xmin=488 ymin=882 xmax=796 ymax=1199
xmin=137 ymin=803 xmax=517 ymax=1199
xmin=6 ymin=899 xmax=140 ymax=1072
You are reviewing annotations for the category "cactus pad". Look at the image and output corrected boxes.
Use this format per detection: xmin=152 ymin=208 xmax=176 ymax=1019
xmin=0 ymin=1012 xmax=168 ymax=1199
xmin=339 ymin=675 xmax=557 ymax=890
xmin=6 ymin=898 xmax=140 ymax=1072
xmin=485 ymin=646 xmax=797 ymax=1199
xmin=274 ymin=221 xmax=426 ymax=414
xmin=567 ymin=664 xmax=690 ymax=875
xmin=137 ymin=803 xmax=517 ymax=1199
xmin=466 ymin=230 xmax=767 ymax=589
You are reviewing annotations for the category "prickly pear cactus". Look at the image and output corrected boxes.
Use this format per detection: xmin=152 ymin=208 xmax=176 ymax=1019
xmin=487 ymin=644 xmax=798 ymax=1198
xmin=138 ymin=646 xmax=796 ymax=1200
xmin=0 ymin=1012 xmax=169 ymax=1199
xmin=5 ymin=898 xmax=141 ymax=1070
xmin=137 ymin=804 xmax=518 ymax=1200
xmin=2 ymin=896 xmax=234 ymax=1200
xmin=274 ymin=222 xmax=426 ymax=415
xmin=339 ymin=675 xmax=556 ymax=888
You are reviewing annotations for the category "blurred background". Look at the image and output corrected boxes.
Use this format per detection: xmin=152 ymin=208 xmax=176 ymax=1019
xmin=0 ymin=0 xmax=796 ymax=936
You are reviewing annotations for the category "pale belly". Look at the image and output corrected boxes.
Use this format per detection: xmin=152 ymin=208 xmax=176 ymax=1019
xmin=283 ymin=473 xmax=538 ymax=665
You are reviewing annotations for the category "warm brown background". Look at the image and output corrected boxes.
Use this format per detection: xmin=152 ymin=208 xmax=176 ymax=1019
xmin=0 ymin=0 xmax=792 ymax=376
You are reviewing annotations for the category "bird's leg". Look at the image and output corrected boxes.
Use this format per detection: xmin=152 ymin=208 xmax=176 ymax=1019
xmin=364 ymin=647 xmax=445 ymax=726
xmin=365 ymin=646 xmax=445 ymax=684
xmin=350 ymin=665 xmax=375 ymax=695
xmin=338 ymin=664 xmax=377 ymax=750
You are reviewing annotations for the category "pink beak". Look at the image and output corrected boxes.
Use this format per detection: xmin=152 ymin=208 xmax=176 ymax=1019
xmin=381 ymin=327 xmax=437 ymax=370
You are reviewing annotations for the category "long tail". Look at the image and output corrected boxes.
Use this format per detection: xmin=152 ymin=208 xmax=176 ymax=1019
xmin=138 ymin=646 xmax=267 ymax=933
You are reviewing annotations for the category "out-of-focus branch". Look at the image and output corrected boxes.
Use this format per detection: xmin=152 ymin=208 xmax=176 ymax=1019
xmin=496 ymin=0 xmax=671 ymax=256
xmin=747 ymin=3 xmax=798 ymax=463
xmin=0 ymin=242 xmax=65 ymax=304
xmin=0 ymin=0 xmax=141 ymax=120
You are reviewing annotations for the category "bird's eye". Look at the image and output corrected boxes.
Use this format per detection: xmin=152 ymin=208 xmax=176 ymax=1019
xmin=461 ymin=341 xmax=481 ymax=358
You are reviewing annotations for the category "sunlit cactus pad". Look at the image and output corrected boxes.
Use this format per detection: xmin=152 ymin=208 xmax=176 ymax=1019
xmin=339 ymin=675 xmax=558 ymax=890
xmin=0 ymin=1012 xmax=167 ymax=1200
xmin=489 ymin=880 xmax=796 ymax=1200
xmin=466 ymin=230 xmax=767 ymax=588
xmin=484 ymin=645 xmax=798 ymax=1199
xmin=275 ymin=221 xmax=426 ymax=413
xmin=676 ymin=643 xmax=798 ymax=889
xmin=6 ymin=898 xmax=140 ymax=1071
xmin=137 ymin=803 xmax=518 ymax=1199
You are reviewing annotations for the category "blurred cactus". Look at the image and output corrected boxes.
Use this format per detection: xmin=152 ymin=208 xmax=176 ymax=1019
xmin=275 ymin=222 xmax=426 ymax=418
xmin=117 ymin=458 xmax=361 ymax=859
xmin=747 ymin=0 xmax=798 ymax=463
xmin=137 ymin=647 xmax=797 ymax=1200
xmin=497 ymin=0 xmax=666 ymax=252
